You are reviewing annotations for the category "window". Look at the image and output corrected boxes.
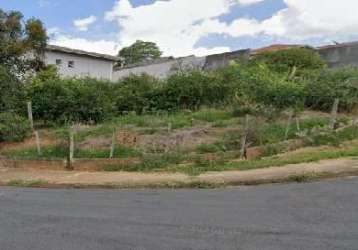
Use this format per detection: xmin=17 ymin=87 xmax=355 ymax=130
xmin=55 ymin=59 xmax=62 ymax=66
xmin=68 ymin=61 xmax=75 ymax=68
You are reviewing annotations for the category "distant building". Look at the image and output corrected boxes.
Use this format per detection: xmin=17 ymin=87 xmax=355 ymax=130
xmin=43 ymin=41 xmax=358 ymax=82
xmin=44 ymin=45 xmax=119 ymax=80
xmin=112 ymin=49 xmax=251 ymax=80
xmin=317 ymin=41 xmax=358 ymax=68
xmin=250 ymin=44 xmax=305 ymax=55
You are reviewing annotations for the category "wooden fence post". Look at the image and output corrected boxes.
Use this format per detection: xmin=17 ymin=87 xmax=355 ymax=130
xmin=34 ymin=131 xmax=42 ymax=156
xmin=240 ymin=114 xmax=249 ymax=159
xmin=330 ymin=98 xmax=340 ymax=130
xmin=67 ymin=128 xmax=74 ymax=170
xmin=167 ymin=122 xmax=172 ymax=134
xmin=284 ymin=112 xmax=293 ymax=141
xmin=109 ymin=129 xmax=116 ymax=159
xmin=27 ymin=101 xmax=34 ymax=130
xmin=295 ymin=116 xmax=301 ymax=132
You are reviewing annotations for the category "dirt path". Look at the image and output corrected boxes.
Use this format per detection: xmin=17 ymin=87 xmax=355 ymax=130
xmin=1 ymin=158 xmax=358 ymax=188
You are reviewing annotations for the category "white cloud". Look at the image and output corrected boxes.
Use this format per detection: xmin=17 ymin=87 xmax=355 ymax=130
xmin=105 ymin=0 xmax=234 ymax=56
xmin=52 ymin=0 xmax=358 ymax=57
xmin=237 ymin=0 xmax=265 ymax=6
xmin=50 ymin=35 xmax=119 ymax=55
xmin=73 ymin=15 xmax=97 ymax=31
xmin=37 ymin=0 xmax=50 ymax=7
xmin=224 ymin=0 xmax=358 ymax=42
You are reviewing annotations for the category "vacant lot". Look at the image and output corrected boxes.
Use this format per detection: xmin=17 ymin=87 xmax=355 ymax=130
xmin=1 ymin=108 xmax=358 ymax=175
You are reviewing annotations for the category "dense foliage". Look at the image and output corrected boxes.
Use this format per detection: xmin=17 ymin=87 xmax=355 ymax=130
xmin=27 ymin=70 xmax=116 ymax=124
xmin=252 ymin=47 xmax=326 ymax=75
xmin=0 ymin=9 xmax=47 ymax=75
xmin=0 ymin=112 xmax=31 ymax=142
xmin=0 ymin=47 xmax=354 ymax=126
xmin=0 ymin=66 xmax=25 ymax=113
xmin=305 ymin=67 xmax=358 ymax=111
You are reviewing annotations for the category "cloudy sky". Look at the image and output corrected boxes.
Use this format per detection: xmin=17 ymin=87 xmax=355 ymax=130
xmin=1 ymin=0 xmax=358 ymax=56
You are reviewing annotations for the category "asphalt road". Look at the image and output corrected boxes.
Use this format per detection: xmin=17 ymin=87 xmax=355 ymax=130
xmin=1 ymin=178 xmax=358 ymax=250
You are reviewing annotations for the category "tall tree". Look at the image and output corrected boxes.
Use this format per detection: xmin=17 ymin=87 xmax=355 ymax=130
xmin=0 ymin=9 xmax=47 ymax=75
xmin=118 ymin=40 xmax=162 ymax=66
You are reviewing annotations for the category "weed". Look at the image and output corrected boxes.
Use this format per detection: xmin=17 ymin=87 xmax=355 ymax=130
xmin=196 ymin=144 xmax=222 ymax=154
xmin=192 ymin=108 xmax=233 ymax=122
xmin=3 ymin=144 xmax=140 ymax=160
xmin=104 ymin=151 xmax=185 ymax=172
xmin=288 ymin=173 xmax=319 ymax=183
xmin=175 ymin=144 xmax=358 ymax=175
xmin=7 ymin=179 xmax=49 ymax=187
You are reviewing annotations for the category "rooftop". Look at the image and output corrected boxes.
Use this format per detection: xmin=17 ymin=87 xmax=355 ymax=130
xmin=46 ymin=45 xmax=120 ymax=62
xmin=317 ymin=41 xmax=358 ymax=50
xmin=251 ymin=44 xmax=306 ymax=55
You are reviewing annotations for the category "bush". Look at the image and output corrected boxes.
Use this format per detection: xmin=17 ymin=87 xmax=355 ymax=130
xmin=25 ymin=62 xmax=358 ymax=125
xmin=162 ymin=70 xmax=235 ymax=110
xmin=236 ymin=64 xmax=306 ymax=110
xmin=27 ymin=71 xmax=116 ymax=124
xmin=0 ymin=112 xmax=31 ymax=142
xmin=304 ymin=67 xmax=358 ymax=112
xmin=252 ymin=47 xmax=326 ymax=75
xmin=0 ymin=66 xmax=25 ymax=113
xmin=112 ymin=74 xmax=161 ymax=114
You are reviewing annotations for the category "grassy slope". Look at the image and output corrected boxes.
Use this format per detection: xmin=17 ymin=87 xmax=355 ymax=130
xmin=1 ymin=108 xmax=358 ymax=175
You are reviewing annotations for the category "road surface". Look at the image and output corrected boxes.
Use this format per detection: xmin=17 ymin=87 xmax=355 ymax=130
xmin=1 ymin=178 xmax=358 ymax=250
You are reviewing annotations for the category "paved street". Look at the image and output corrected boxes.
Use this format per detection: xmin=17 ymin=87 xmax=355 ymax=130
xmin=1 ymin=177 xmax=358 ymax=250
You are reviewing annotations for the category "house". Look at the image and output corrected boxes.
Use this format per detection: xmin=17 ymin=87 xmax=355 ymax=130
xmin=46 ymin=41 xmax=358 ymax=81
xmin=44 ymin=45 xmax=119 ymax=80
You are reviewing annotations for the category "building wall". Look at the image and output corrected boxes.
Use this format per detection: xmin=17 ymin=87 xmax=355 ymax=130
xmin=318 ymin=43 xmax=358 ymax=68
xmin=113 ymin=50 xmax=250 ymax=80
xmin=203 ymin=49 xmax=250 ymax=70
xmin=112 ymin=56 xmax=206 ymax=81
xmin=45 ymin=51 xmax=114 ymax=80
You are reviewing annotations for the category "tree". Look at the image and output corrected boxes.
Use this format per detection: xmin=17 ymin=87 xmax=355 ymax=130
xmin=252 ymin=47 xmax=326 ymax=76
xmin=118 ymin=40 xmax=162 ymax=66
xmin=0 ymin=9 xmax=47 ymax=75
xmin=0 ymin=65 xmax=25 ymax=113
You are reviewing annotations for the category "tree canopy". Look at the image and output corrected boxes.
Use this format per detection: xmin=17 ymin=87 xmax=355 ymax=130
xmin=118 ymin=40 xmax=162 ymax=66
xmin=0 ymin=9 xmax=47 ymax=75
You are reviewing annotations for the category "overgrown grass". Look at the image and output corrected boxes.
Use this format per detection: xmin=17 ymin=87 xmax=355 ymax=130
xmin=104 ymin=152 xmax=185 ymax=172
xmin=2 ymin=145 xmax=67 ymax=160
xmin=303 ymin=125 xmax=358 ymax=147
xmin=112 ymin=108 xmax=234 ymax=129
xmin=7 ymin=179 xmax=49 ymax=187
xmin=177 ymin=145 xmax=358 ymax=175
xmin=3 ymin=144 xmax=140 ymax=160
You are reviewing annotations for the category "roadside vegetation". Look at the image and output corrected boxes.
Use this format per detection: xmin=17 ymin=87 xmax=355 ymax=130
xmin=1 ymin=9 xmax=358 ymax=175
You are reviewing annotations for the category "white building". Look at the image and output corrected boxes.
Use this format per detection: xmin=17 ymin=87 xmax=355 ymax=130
xmin=44 ymin=45 xmax=119 ymax=81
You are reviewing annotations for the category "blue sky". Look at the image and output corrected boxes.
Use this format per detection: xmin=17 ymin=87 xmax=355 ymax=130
xmin=1 ymin=0 xmax=357 ymax=56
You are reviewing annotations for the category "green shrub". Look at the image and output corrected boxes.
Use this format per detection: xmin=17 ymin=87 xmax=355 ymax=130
xmin=304 ymin=67 xmax=358 ymax=112
xmin=0 ymin=66 xmax=25 ymax=113
xmin=28 ymin=74 xmax=116 ymax=124
xmin=113 ymin=74 xmax=162 ymax=114
xmin=236 ymin=64 xmax=306 ymax=110
xmin=162 ymin=71 xmax=235 ymax=110
xmin=252 ymin=47 xmax=326 ymax=75
xmin=0 ymin=112 xmax=31 ymax=142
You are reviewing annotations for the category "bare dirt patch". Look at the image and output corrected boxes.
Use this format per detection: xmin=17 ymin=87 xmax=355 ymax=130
xmin=139 ymin=126 xmax=217 ymax=152
xmin=1 ymin=158 xmax=358 ymax=188
xmin=0 ymin=131 xmax=57 ymax=152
